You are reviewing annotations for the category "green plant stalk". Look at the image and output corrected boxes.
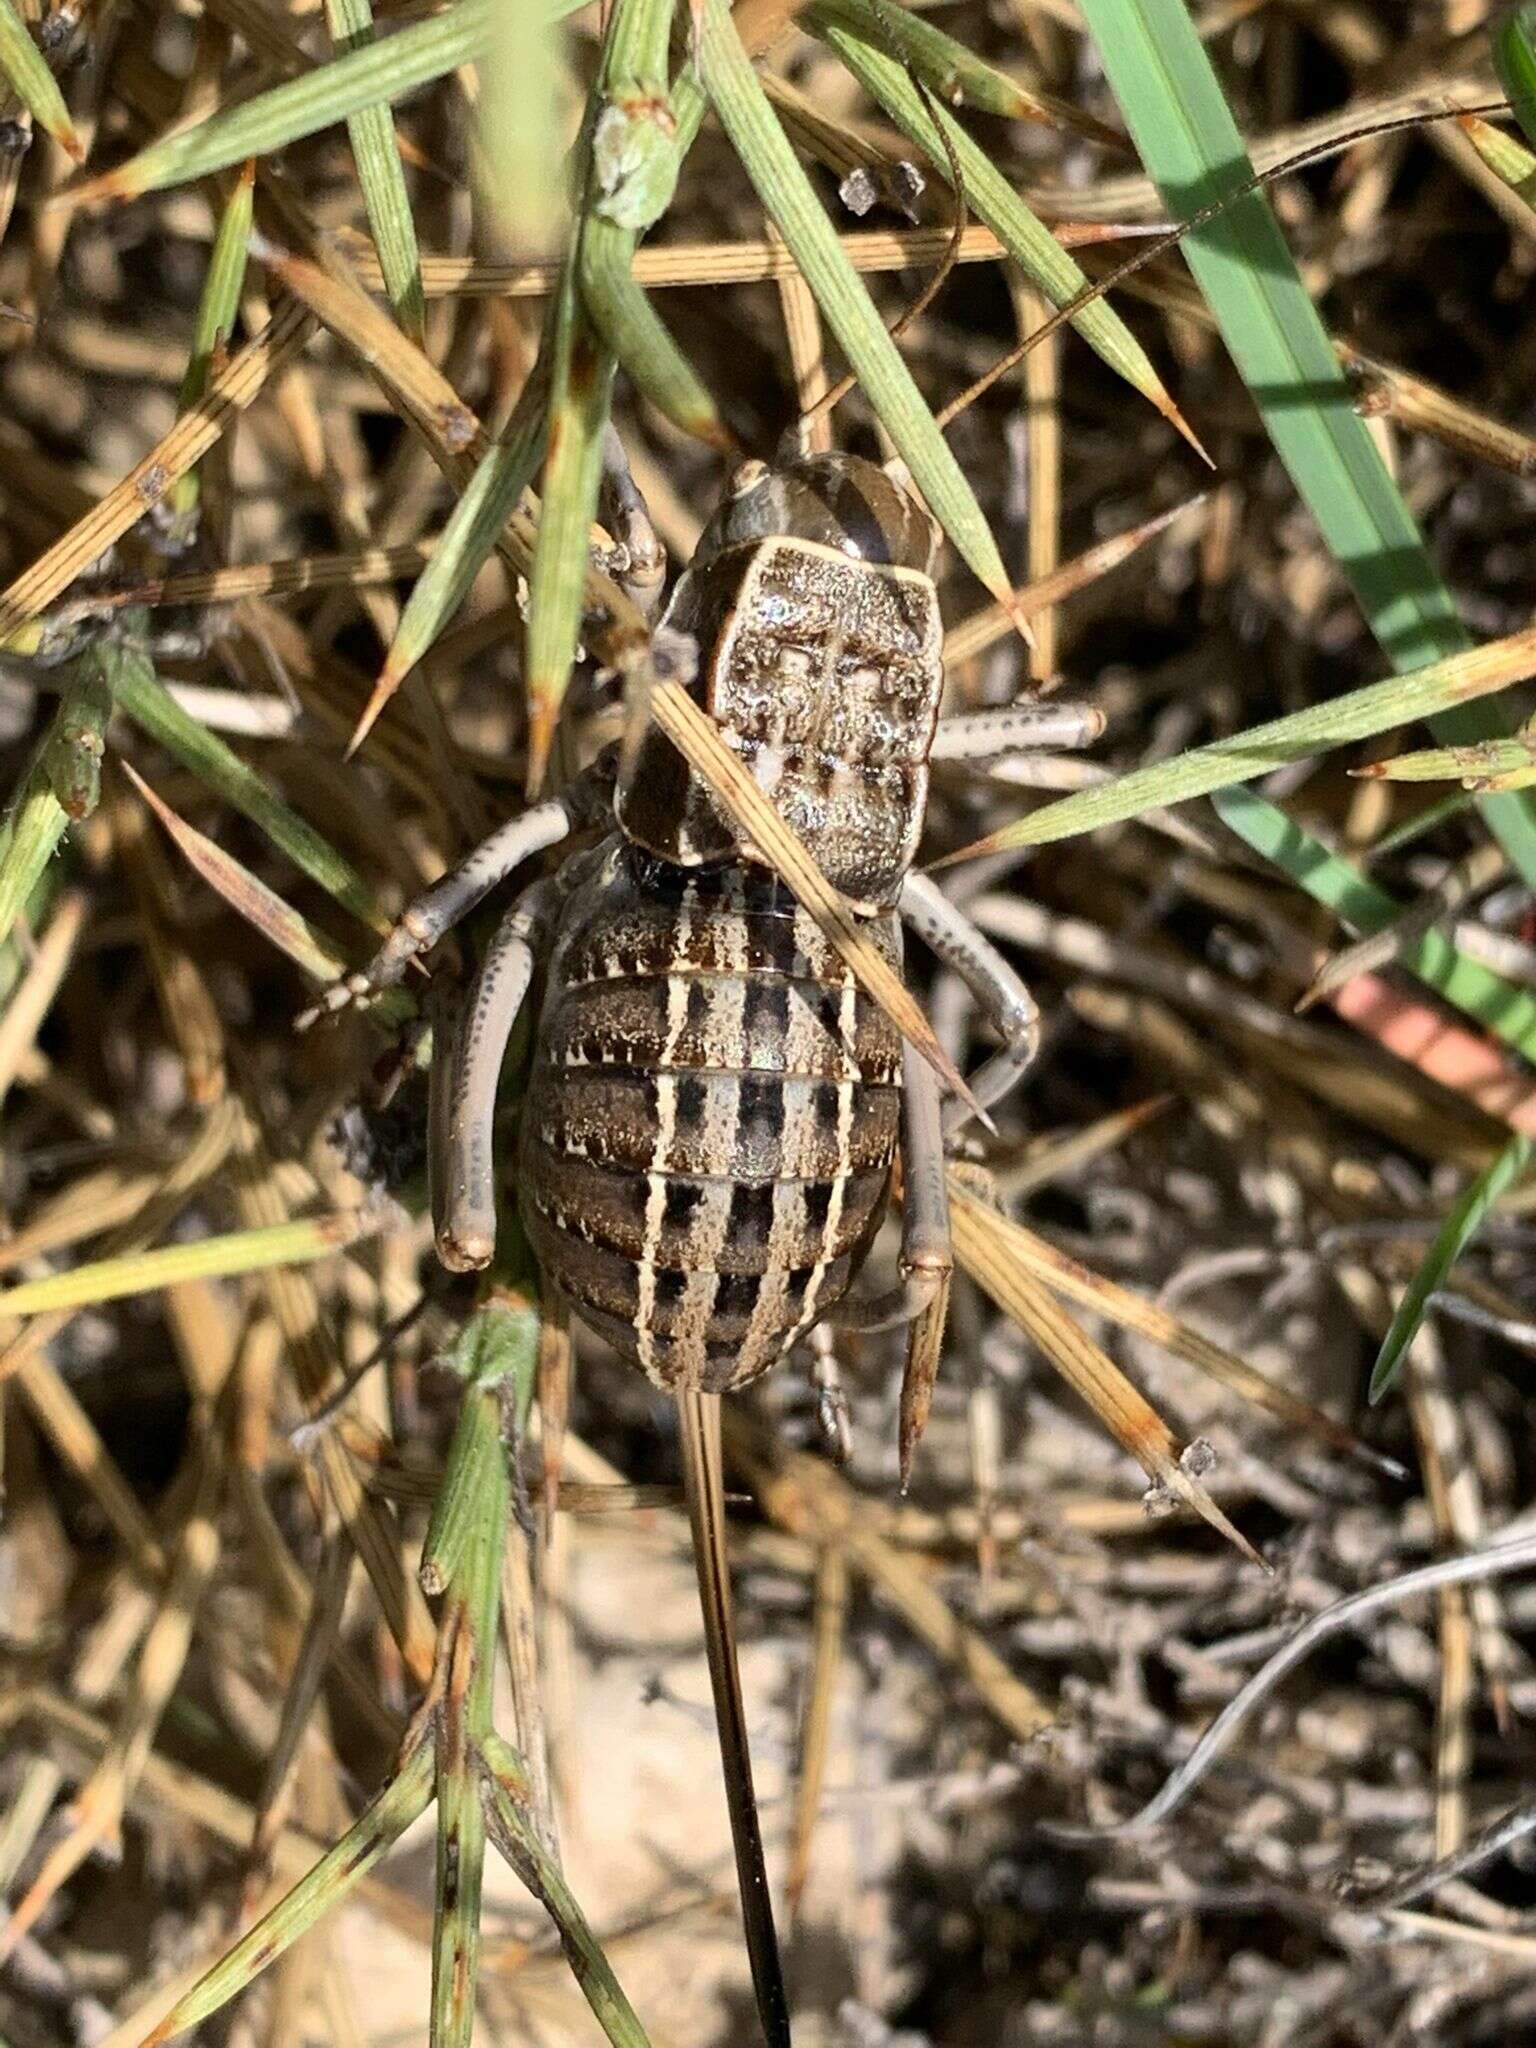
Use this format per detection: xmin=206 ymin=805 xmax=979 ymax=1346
xmin=172 ymin=161 xmax=257 ymax=521
xmin=382 ymin=360 xmax=551 ymax=692
xmin=694 ymin=0 xmax=1016 ymax=614
xmin=429 ymin=1384 xmax=507 ymax=2048
xmin=1211 ymin=785 xmax=1536 ymax=1068
xmin=0 ymin=640 xmax=118 ymax=946
xmin=1077 ymin=0 xmax=1536 ymax=889
xmin=479 ymin=1 xmax=569 ymax=249
xmin=141 ymin=1741 xmax=436 ymax=2044
xmin=810 ymin=11 xmax=1175 ymax=417
xmin=578 ymin=69 xmax=732 ymax=449
xmin=1370 ymin=1128 xmax=1535 ymax=1403
xmin=109 ymin=644 xmax=381 ymax=927
xmin=325 ymin=0 xmax=427 ymax=341
xmin=479 ymin=1734 xmax=654 ymax=2048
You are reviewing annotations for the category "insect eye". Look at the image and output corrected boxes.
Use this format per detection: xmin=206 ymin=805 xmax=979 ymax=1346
xmin=729 ymin=459 xmax=770 ymax=497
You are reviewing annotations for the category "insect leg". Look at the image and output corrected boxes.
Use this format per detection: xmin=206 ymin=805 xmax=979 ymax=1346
xmin=828 ymin=1042 xmax=953 ymax=1336
xmin=432 ymin=876 xmax=558 ymax=1272
xmin=899 ymin=869 xmax=1040 ymax=1130
xmin=297 ymin=756 xmax=612 ymax=1028
xmin=929 ymin=701 xmax=1103 ymax=761
xmin=598 ymin=426 xmax=666 ymax=620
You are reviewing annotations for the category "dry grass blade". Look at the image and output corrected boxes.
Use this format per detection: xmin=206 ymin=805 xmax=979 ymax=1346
xmin=0 ymin=301 xmax=315 ymax=645
xmin=122 ymin=762 xmax=349 ymax=984
xmin=943 ymin=496 xmax=1203 ymax=667
xmin=644 ymin=676 xmax=979 ymax=1116
xmin=970 ymin=1189 xmax=1405 ymax=1477
xmin=948 ymin=1185 xmax=1264 ymax=1565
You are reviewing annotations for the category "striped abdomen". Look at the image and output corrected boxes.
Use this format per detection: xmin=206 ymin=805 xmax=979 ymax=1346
xmin=518 ymin=837 xmax=902 ymax=1392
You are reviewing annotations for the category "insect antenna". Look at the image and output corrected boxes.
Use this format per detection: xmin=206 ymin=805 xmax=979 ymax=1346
xmin=676 ymin=1386 xmax=794 ymax=2048
xmin=936 ymin=95 xmax=1513 ymax=433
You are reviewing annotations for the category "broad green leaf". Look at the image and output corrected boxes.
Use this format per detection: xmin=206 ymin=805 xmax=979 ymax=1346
xmin=1370 ymin=1129 xmax=1535 ymax=1403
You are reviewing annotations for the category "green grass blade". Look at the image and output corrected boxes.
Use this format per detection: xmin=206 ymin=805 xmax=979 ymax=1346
xmin=1494 ymin=6 xmax=1536 ymax=158
xmin=810 ymin=10 xmax=1186 ymax=432
xmin=1362 ymin=733 xmax=1536 ymax=788
xmin=90 ymin=0 xmax=588 ymax=203
xmin=1459 ymin=110 xmax=1536 ymax=208
xmin=479 ymin=3 xmax=569 ymax=250
xmin=375 ymin=369 xmax=549 ymax=707
xmin=142 ymin=1741 xmax=435 ymax=2045
xmin=110 ymin=643 xmax=381 ymax=927
xmin=695 ymin=0 xmax=1018 ymax=619
xmin=171 ymin=161 xmax=257 ymax=525
xmin=480 ymin=1733 xmax=653 ymax=2048
xmin=806 ymin=0 xmax=1125 ymax=145
xmin=0 ymin=1214 xmax=374 ymax=1318
xmin=940 ymin=619 xmax=1536 ymax=860
xmin=0 ymin=0 xmax=81 ymax=159
xmin=1369 ymin=1129 xmax=1535 ymax=1404
xmin=1211 ymin=783 xmax=1536 ymax=1067
xmin=1076 ymin=0 xmax=1536 ymax=889
xmin=430 ymin=1385 xmax=507 ymax=2048
xmin=325 ymin=0 xmax=427 ymax=342
xmin=0 ymin=642 xmax=116 ymax=946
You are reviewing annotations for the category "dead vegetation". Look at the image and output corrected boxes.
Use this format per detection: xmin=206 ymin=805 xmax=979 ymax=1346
xmin=5 ymin=1 xmax=1536 ymax=2044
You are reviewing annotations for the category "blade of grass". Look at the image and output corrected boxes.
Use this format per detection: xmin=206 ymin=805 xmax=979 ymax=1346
xmin=169 ymin=160 xmax=256 ymax=528
xmin=0 ymin=1213 xmax=375 ymax=1319
xmin=937 ymin=617 xmax=1536 ymax=862
xmin=77 ymin=0 xmax=587 ymax=202
xmin=479 ymin=1734 xmax=653 ymax=2048
xmin=809 ymin=9 xmax=1196 ymax=446
xmin=478 ymin=1 xmax=568 ymax=252
xmin=1370 ymin=1130 xmax=1536 ymax=1404
xmin=1494 ymin=7 xmax=1536 ymax=159
xmin=110 ymin=641 xmax=382 ymax=927
xmin=1069 ymin=0 xmax=1536 ymax=889
xmin=806 ymin=0 xmax=1127 ymax=149
xmin=138 ymin=1738 xmax=435 ymax=2047
xmin=0 ymin=299 xmax=316 ymax=647
xmin=694 ymin=0 xmax=1020 ymax=625
xmin=363 ymin=368 xmax=549 ymax=741
xmin=324 ymin=0 xmax=426 ymax=342
xmin=1359 ymin=732 xmax=1536 ymax=791
xmin=121 ymin=760 xmax=354 ymax=985
xmin=949 ymin=1183 xmax=1263 ymax=1565
xmin=0 ymin=0 xmax=81 ymax=160
xmin=1458 ymin=112 xmax=1536 ymax=210
xmin=1211 ymin=784 xmax=1536 ymax=1070
xmin=0 ymin=640 xmax=115 ymax=945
